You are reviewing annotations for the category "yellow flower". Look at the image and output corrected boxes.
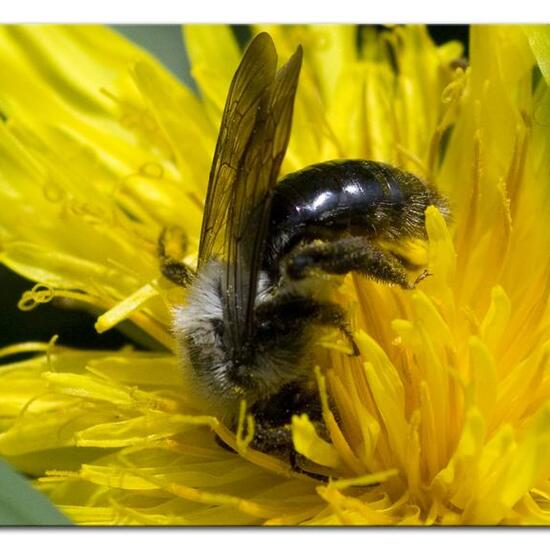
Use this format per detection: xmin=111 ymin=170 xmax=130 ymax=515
xmin=1 ymin=23 xmax=550 ymax=525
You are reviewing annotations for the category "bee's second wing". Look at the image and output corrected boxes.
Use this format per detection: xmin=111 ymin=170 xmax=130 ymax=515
xmin=223 ymin=45 xmax=303 ymax=356
xmin=198 ymin=33 xmax=277 ymax=268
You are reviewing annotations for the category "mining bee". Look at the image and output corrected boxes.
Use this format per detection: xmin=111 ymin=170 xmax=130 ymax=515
xmin=159 ymin=32 xmax=449 ymax=468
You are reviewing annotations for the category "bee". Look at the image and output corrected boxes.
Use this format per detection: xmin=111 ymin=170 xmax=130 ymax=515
xmin=159 ymin=32 xmax=449 ymax=466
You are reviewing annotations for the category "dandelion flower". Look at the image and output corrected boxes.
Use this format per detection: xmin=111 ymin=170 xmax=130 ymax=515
xmin=1 ymin=23 xmax=550 ymax=525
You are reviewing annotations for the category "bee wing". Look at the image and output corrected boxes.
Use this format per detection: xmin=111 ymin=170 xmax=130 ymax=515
xmin=197 ymin=33 xmax=277 ymax=268
xmin=223 ymin=44 xmax=303 ymax=354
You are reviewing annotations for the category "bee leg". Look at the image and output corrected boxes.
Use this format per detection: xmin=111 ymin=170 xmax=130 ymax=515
xmin=248 ymin=387 xmax=333 ymax=481
xmin=287 ymin=236 xmax=415 ymax=289
xmin=251 ymin=421 xmax=329 ymax=482
xmin=160 ymin=259 xmax=195 ymax=287
xmin=256 ymin=295 xmax=359 ymax=356
xmin=248 ymin=421 xmax=294 ymax=456
xmin=249 ymin=384 xmax=320 ymax=448
xmin=413 ymin=269 xmax=432 ymax=286
xmin=158 ymin=227 xmax=195 ymax=287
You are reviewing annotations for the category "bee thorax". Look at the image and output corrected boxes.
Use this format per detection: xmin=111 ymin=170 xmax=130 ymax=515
xmin=172 ymin=260 xmax=312 ymax=418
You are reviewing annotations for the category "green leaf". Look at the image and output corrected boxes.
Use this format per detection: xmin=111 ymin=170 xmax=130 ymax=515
xmin=523 ymin=25 xmax=550 ymax=86
xmin=0 ymin=458 xmax=71 ymax=525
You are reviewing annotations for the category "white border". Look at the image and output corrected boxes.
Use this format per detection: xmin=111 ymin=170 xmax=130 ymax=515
xmin=0 ymin=0 xmax=548 ymax=542
xmin=1 ymin=0 xmax=550 ymax=23
xmin=0 ymin=529 xmax=548 ymax=549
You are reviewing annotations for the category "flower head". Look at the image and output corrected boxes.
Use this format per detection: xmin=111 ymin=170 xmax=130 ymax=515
xmin=1 ymin=24 xmax=550 ymax=525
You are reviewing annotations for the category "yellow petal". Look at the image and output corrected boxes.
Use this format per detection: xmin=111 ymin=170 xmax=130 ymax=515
xmin=291 ymin=414 xmax=340 ymax=468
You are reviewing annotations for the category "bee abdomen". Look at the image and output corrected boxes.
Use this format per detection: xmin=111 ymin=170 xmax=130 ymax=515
xmin=265 ymin=159 xmax=448 ymax=273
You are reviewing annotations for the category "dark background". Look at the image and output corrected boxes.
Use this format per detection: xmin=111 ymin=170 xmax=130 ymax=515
xmin=0 ymin=25 xmax=469 ymax=360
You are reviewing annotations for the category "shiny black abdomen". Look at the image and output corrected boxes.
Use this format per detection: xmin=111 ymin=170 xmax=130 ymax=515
xmin=263 ymin=159 xmax=447 ymax=275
